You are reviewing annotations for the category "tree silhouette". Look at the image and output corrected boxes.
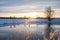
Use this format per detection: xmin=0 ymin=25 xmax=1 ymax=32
xmin=45 ymin=6 xmax=54 ymax=40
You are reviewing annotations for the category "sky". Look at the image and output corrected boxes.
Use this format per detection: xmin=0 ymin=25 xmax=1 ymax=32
xmin=0 ymin=0 xmax=60 ymax=17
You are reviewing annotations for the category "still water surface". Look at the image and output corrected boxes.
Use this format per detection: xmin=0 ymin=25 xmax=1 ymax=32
xmin=0 ymin=19 xmax=60 ymax=40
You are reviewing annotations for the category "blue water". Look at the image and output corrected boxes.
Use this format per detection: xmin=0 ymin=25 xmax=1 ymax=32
xmin=0 ymin=18 xmax=60 ymax=40
xmin=0 ymin=18 xmax=60 ymax=24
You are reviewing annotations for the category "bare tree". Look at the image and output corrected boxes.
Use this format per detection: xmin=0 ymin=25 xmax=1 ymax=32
xmin=45 ymin=6 xmax=55 ymax=40
xmin=45 ymin=6 xmax=54 ymax=18
xmin=45 ymin=6 xmax=54 ymax=27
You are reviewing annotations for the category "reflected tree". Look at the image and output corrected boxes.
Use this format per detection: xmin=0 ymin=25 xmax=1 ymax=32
xmin=13 ymin=16 xmax=16 ymax=28
xmin=45 ymin=6 xmax=54 ymax=40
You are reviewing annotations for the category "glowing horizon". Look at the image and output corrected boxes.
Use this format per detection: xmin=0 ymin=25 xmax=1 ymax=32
xmin=0 ymin=12 xmax=46 ymax=18
xmin=0 ymin=11 xmax=60 ymax=18
xmin=0 ymin=0 xmax=60 ymax=18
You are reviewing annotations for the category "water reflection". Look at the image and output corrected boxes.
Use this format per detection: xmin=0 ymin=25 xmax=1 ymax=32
xmin=10 ymin=24 xmax=16 ymax=28
xmin=0 ymin=23 xmax=60 ymax=40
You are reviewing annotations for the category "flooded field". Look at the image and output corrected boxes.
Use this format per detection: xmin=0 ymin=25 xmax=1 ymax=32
xmin=0 ymin=19 xmax=60 ymax=40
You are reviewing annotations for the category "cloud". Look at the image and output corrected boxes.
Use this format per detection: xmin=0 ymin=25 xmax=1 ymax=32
xmin=0 ymin=0 xmax=60 ymax=13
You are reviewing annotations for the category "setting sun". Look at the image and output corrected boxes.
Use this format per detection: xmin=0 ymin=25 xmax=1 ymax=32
xmin=26 ymin=12 xmax=38 ymax=18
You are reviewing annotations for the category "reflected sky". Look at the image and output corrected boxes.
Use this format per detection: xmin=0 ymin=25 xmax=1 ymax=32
xmin=0 ymin=23 xmax=60 ymax=40
xmin=0 ymin=18 xmax=60 ymax=40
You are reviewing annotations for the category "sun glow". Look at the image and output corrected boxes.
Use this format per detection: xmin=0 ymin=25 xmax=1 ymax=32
xmin=0 ymin=12 xmax=47 ymax=18
xmin=26 ymin=12 xmax=39 ymax=18
xmin=12 ymin=12 xmax=46 ymax=18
